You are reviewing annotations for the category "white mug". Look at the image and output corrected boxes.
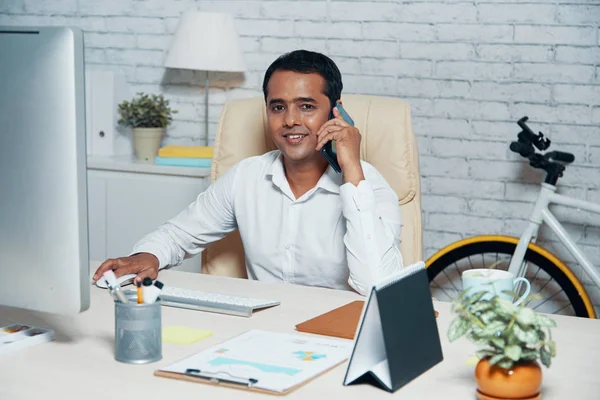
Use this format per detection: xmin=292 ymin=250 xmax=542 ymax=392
xmin=462 ymin=269 xmax=531 ymax=305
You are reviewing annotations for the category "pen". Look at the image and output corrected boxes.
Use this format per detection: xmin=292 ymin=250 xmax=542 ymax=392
xmin=137 ymin=281 xmax=143 ymax=304
xmin=142 ymin=277 xmax=153 ymax=304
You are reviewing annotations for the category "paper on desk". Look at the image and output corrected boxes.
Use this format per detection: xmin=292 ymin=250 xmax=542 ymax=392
xmin=163 ymin=326 xmax=213 ymax=345
xmin=159 ymin=329 xmax=353 ymax=393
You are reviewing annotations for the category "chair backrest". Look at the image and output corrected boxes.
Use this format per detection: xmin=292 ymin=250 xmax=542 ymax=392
xmin=201 ymin=94 xmax=422 ymax=278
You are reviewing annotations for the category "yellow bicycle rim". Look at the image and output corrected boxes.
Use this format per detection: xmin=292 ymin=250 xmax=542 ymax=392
xmin=426 ymin=235 xmax=596 ymax=319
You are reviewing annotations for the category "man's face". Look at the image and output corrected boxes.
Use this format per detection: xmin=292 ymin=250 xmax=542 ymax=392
xmin=266 ymin=70 xmax=332 ymax=164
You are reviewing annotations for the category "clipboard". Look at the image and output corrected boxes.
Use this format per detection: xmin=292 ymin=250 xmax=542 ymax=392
xmin=343 ymin=261 xmax=443 ymax=392
xmin=154 ymin=329 xmax=353 ymax=395
xmin=154 ymin=360 xmax=348 ymax=396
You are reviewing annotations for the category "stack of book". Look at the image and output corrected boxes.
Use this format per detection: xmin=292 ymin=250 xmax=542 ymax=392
xmin=154 ymin=146 xmax=213 ymax=168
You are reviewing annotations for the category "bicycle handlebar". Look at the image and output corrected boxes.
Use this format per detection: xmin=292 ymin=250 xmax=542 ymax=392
xmin=509 ymin=141 xmax=534 ymax=158
xmin=546 ymin=151 xmax=575 ymax=163
xmin=511 ymin=117 xmax=575 ymax=186
xmin=517 ymin=116 xmax=551 ymax=151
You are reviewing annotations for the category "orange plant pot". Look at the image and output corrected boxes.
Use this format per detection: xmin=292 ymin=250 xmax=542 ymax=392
xmin=475 ymin=358 xmax=542 ymax=400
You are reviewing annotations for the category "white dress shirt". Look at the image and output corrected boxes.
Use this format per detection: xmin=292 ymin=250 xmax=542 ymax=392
xmin=131 ymin=150 xmax=403 ymax=295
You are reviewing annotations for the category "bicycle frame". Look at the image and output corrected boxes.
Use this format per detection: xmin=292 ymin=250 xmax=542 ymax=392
xmin=507 ymin=183 xmax=600 ymax=289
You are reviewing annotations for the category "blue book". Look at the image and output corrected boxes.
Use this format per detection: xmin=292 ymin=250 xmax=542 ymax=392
xmin=154 ymin=156 xmax=212 ymax=168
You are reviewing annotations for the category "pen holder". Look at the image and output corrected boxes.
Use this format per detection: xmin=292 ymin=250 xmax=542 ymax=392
xmin=114 ymin=290 xmax=162 ymax=364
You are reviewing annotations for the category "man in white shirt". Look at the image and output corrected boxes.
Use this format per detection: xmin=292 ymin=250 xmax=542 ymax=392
xmin=93 ymin=50 xmax=403 ymax=295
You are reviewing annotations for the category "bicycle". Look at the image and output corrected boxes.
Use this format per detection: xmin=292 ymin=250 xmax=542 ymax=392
xmin=426 ymin=116 xmax=599 ymax=318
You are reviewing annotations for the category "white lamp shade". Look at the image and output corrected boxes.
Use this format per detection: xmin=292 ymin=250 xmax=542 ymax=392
xmin=165 ymin=12 xmax=246 ymax=72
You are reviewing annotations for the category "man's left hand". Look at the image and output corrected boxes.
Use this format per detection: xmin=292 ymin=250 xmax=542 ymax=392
xmin=315 ymin=106 xmax=365 ymax=186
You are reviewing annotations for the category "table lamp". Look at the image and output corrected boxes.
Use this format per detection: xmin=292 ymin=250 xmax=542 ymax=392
xmin=165 ymin=11 xmax=246 ymax=145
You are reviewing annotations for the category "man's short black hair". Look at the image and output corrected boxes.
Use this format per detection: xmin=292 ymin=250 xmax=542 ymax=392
xmin=262 ymin=50 xmax=343 ymax=109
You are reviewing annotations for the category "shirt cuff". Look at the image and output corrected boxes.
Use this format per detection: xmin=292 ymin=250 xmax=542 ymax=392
xmin=129 ymin=245 xmax=171 ymax=270
xmin=339 ymin=179 xmax=376 ymax=215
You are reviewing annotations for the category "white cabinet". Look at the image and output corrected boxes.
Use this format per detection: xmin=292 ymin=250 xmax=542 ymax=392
xmin=87 ymin=156 xmax=210 ymax=273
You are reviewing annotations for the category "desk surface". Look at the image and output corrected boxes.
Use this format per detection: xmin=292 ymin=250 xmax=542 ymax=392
xmin=1 ymin=264 xmax=599 ymax=399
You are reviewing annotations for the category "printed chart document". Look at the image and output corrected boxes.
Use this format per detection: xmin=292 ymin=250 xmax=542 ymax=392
xmin=156 ymin=329 xmax=353 ymax=394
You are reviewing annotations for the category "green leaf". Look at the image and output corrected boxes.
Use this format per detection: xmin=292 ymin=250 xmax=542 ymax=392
xmin=538 ymin=329 xmax=546 ymax=341
xmin=513 ymin=324 xmax=540 ymax=344
xmin=469 ymin=301 xmax=493 ymax=313
xmin=490 ymin=337 xmax=506 ymax=349
xmin=497 ymin=359 xmax=515 ymax=369
xmin=521 ymin=350 xmax=538 ymax=360
xmin=501 ymin=290 xmax=520 ymax=300
xmin=548 ymin=340 xmax=557 ymax=357
xmin=495 ymin=298 xmax=518 ymax=317
xmin=516 ymin=307 xmax=537 ymax=326
xmin=540 ymin=347 xmax=552 ymax=368
xmin=471 ymin=324 xmax=484 ymax=336
xmin=506 ymin=333 xmax=521 ymax=346
xmin=489 ymin=354 xmax=505 ymax=366
xmin=481 ymin=320 xmax=506 ymax=337
xmin=537 ymin=314 xmax=557 ymax=328
xmin=490 ymin=354 xmax=505 ymax=365
xmin=448 ymin=317 xmax=469 ymax=342
xmin=526 ymin=293 xmax=543 ymax=302
xmin=477 ymin=349 xmax=498 ymax=359
xmin=504 ymin=345 xmax=522 ymax=361
xmin=467 ymin=291 xmax=488 ymax=305
xmin=479 ymin=310 xmax=498 ymax=324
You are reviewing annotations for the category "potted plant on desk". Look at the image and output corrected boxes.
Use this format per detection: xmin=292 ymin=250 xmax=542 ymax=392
xmin=118 ymin=92 xmax=177 ymax=161
xmin=447 ymin=291 xmax=557 ymax=400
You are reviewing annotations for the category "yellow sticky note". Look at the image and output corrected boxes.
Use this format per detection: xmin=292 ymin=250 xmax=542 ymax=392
xmin=162 ymin=326 xmax=213 ymax=345
xmin=464 ymin=355 xmax=480 ymax=366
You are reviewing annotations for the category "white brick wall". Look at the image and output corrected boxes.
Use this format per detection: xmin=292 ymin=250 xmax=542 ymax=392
xmin=2 ymin=0 xmax=600 ymax=312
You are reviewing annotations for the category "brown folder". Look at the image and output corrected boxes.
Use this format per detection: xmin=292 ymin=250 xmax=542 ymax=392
xmin=295 ymin=300 xmax=365 ymax=340
xmin=296 ymin=300 xmax=440 ymax=340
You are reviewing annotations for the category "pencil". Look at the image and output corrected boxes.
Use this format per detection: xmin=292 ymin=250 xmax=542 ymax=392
xmin=137 ymin=281 xmax=143 ymax=304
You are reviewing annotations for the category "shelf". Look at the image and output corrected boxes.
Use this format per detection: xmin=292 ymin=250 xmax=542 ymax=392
xmin=87 ymin=155 xmax=212 ymax=178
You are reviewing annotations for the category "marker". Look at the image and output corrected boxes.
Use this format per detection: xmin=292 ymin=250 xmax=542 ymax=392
xmin=136 ymin=281 xmax=143 ymax=304
xmin=143 ymin=280 xmax=164 ymax=304
xmin=142 ymin=277 xmax=153 ymax=304
xmin=102 ymin=270 xmax=128 ymax=303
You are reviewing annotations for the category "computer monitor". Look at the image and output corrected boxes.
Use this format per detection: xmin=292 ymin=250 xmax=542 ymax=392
xmin=0 ymin=26 xmax=90 ymax=314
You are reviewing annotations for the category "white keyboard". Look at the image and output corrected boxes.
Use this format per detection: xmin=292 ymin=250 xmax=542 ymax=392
xmin=159 ymin=286 xmax=280 ymax=317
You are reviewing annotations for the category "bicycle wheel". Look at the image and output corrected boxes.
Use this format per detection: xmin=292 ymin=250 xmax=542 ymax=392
xmin=426 ymin=235 xmax=596 ymax=318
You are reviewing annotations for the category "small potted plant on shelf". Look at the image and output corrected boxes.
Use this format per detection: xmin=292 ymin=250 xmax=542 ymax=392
xmin=448 ymin=290 xmax=557 ymax=400
xmin=117 ymin=92 xmax=177 ymax=161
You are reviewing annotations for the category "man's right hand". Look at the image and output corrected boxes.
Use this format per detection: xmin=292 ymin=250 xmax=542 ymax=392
xmin=92 ymin=253 xmax=160 ymax=285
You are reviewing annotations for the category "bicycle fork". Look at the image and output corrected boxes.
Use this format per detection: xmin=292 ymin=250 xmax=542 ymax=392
xmin=507 ymin=185 xmax=555 ymax=284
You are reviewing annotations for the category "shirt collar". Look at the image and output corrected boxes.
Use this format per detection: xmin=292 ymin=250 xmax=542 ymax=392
xmin=265 ymin=152 xmax=342 ymax=197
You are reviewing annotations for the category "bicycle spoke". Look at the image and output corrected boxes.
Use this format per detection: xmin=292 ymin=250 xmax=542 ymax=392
xmin=531 ymin=264 xmax=543 ymax=282
xmin=536 ymin=276 xmax=554 ymax=294
xmin=442 ymin=268 xmax=460 ymax=293
xmin=431 ymin=278 xmax=455 ymax=302
xmin=452 ymin=262 xmax=463 ymax=291
xmin=553 ymin=302 xmax=574 ymax=315
xmin=467 ymin=255 xmax=475 ymax=270
xmin=533 ymin=288 xmax=564 ymax=310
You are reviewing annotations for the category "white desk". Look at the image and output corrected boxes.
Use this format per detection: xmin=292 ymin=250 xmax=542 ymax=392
xmin=1 ymin=264 xmax=599 ymax=399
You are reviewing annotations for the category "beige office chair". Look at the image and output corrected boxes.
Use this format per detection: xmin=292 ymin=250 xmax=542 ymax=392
xmin=201 ymin=94 xmax=422 ymax=278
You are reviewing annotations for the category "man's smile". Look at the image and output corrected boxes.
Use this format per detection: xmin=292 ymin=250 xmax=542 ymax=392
xmin=282 ymin=132 xmax=309 ymax=144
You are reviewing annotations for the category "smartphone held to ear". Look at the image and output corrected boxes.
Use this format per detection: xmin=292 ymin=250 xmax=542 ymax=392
xmin=321 ymin=102 xmax=355 ymax=174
